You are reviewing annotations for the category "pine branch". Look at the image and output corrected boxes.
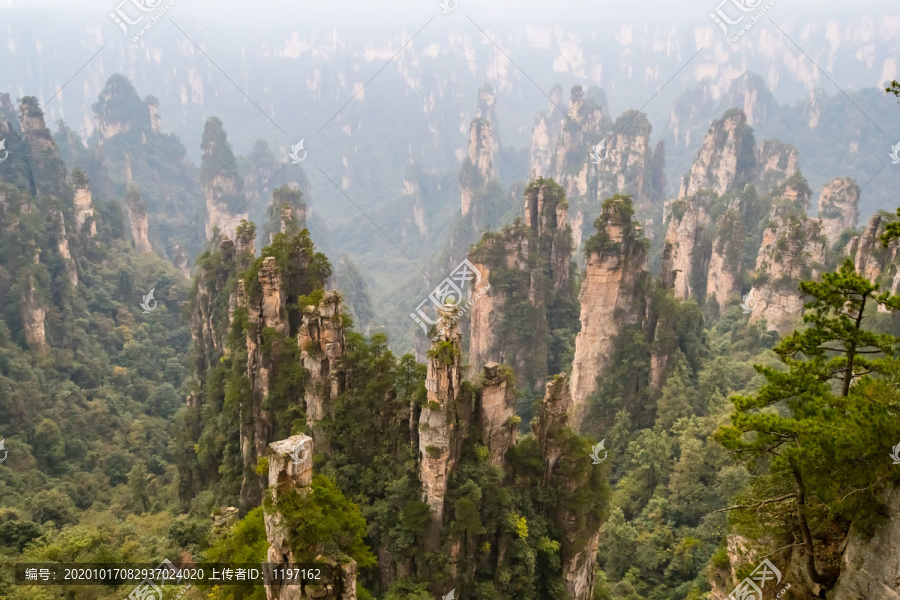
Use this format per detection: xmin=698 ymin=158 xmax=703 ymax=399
xmin=703 ymin=493 xmax=797 ymax=518
xmin=838 ymin=477 xmax=885 ymax=504
xmin=760 ymin=543 xmax=805 ymax=561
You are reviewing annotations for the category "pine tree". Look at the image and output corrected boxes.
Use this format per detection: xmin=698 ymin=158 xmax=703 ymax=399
xmin=715 ymin=258 xmax=900 ymax=584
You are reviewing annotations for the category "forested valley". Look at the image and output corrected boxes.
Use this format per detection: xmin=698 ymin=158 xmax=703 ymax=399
xmin=0 ymin=56 xmax=899 ymax=600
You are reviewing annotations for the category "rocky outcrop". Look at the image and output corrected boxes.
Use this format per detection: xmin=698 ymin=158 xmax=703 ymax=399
xmin=527 ymin=85 xmax=661 ymax=248
xmin=459 ymin=85 xmax=500 ymax=218
xmin=750 ymin=203 xmax=827 ymax=335
xmin=553 ymin=86 xmax=605 ymax=202
xmin=0 ymin=93 xmax=16 ymax=127
xmin=468 ymin=178 xmax=574 ymax=390
xmin=400 ymin=159 xmax=428 ymax=239
xmin=467 ymin=258 xmax=504 ymax=377
xmin=146 ymin=95 xmax=161 ymax=133
xmin=21 ymin=270 xmax=46 ymax=350
xmin=299 ymin=292 xmax=345 ymax=444
xmin=679 ymin=109 xmax=755 ymax=199
xmin=201 ymin=117 xmax=247 ymax=240
xmin=533 ymin=374 xmax=602 ymax=600
xmin=530 ymin=113 xmax=556 ymax=180
xmin=71 ymin=170 xmax=96 ymax=238
xmin=831 ymin=486 xmax=900 ymax=600
xmin=534 ymin=375 xmax=574 ymax=485
xmin=204 ymin=174 xmax=247 ymax=240
xmin=661 ymin=193 xmax=711 ymax=300
xmin=94 ymin=75 xmax=153 ymax=141
xmin=475 ymin=83 xmax=501 ymax=180
xmin=269 ymin=185 xmax=307 ymax=238
xmin=754 ymin=139 xmax=799 ymax=193
xmin=235 ymin=221 xmax=256 ymax=265
xmin=524 ymin=178 xmax=572 ymax=292
xmin=706 ymin=198 xmax=745 ymax=312
xmin=844 ymin=213 xmax=900 ymax=309
xmin=127 ymin=188 xmax=152 ymax=253
xmin=190 ymin=235 xmax=249 ymax=370
xmin=240 ymin=255 xmax=289 ymax=508
xmin=774 ymin=171 xmax=812 ymax=211
xmin=18 ymin=97 xmax=67 ymax=198
xmin=50 ymin=207 xmax=78 ymax=286
xmin=570 ymin=195 xmax=649 ymax=430
xmin=418 ymin=305 xmax=467 ymax=550
xmin=528 ymin=85 xmax=563 ymax=179
xmin=818 ymin=177 xmax=859 ymax=245
xmin=460 ymin=119 xmax=494 ymax=217
xmin=477 ymin=362 xmax=516 ymax=467
xmin=597 ymin=111 xmax=654 ymax=215
xmin=264 ymin=435 xmax=358 ymax=600
xmin=185 ymin=215 xmax=330 ymax=513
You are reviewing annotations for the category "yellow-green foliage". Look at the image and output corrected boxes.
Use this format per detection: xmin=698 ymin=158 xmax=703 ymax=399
xmin=204 ymin=508 xmax=269 ymax=600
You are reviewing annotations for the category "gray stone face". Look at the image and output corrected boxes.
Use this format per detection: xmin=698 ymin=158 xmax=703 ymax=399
xmin=263 ymin=434 xmax=358 ymax=600
xmin=832 ymin=486 xmax=900 ymax=600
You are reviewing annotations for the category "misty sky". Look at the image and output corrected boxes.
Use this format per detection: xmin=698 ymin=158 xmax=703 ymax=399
xmin=2 ymin=0 xmax=896 ymax=26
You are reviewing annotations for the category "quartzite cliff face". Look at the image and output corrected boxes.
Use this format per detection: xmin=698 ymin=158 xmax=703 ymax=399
xmin=201 ymin=117 xmax=247 ymax=240
xmin=818 ymin=177 xmax=860 ymax=245
xmin=678 ymin=109 xmax=755 ymax=200
xmin=749 ymin=202 xmax=827 ymax=335
xmin=299 ymin=292 xmax=346 ymax=444
xmin=844 ymin=212 xmax=900 ymax=305
xmin=528 ymin=85 xmax=662 ymax=249
xmin=533 ymin=375 xmax=605 ymax=600
xmin=468 ymin=178 xmax=575 ymax=391
xmin=460 ymin=85 xmax=501 ymax=219
xmin=419 ymin=306 xmax=468 ymax=550
xmin=569 ymin=195 xmax=649 ymax=429
xmin=264 ymin=434 xmax=358 ymax=600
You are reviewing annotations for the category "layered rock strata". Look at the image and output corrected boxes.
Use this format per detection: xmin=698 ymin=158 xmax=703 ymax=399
xmin=569 ymin=195 xmax=649 ymax=429
xmin=533 ymin=375 xmax=602 ymax=600
xmin=679 ymin=109 xmax=755 ymax=199
xmin=299 ymin=292 xmax=346 ymax=445
xmin=263 ymin=435 xmax=358 ymax=600
xmin=818 ymin=177 xmax=859 ymax=245
xmin=477 ymin=362 xmax=516 ymax=467
xmin=418 ymin=306 xmax=467 ymax=550
xmin=749 ymin=203 xmax=827 ymax=335
xmin=468 ymin=178 xmax=573 ymax=389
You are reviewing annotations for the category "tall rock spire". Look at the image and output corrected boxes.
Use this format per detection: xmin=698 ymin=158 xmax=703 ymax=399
xmin=418 ymin=305 xmax=467 ymax=550
xmin=678 ymin=108 xmax=755 ymax=199
xmin=818 ymin=177 xmax=859 ymax=245
xmin=569 ymin=195 xmax=649 ymax=430
xmin=201 ymin=117 xmax=247 ymax=240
